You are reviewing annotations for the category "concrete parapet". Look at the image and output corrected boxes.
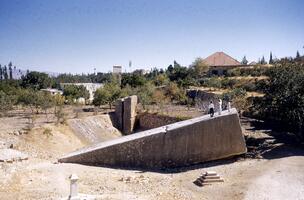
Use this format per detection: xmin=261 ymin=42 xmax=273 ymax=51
xmin=59 ymin=108 xmax=247 ymax=169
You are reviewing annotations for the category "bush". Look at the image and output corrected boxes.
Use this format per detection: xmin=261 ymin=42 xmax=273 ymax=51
xmin=0 ymin=91 xmax=14 ymax=116
xmin=255 ymin=63 xmax=304 ymax=141
xmin=43 ymin=128 xmax=53 ymax=138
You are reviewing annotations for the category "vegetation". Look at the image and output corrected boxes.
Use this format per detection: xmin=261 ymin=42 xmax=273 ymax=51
xmin=252 ymin=63 xmax=304 ymax=141
xmin=63 ymin=85 xmax=90 ymax=102
xmin=93 ymin=79 xmax=121 ymax=109
xmin=1 ymin=53 xmax=304 ymax=143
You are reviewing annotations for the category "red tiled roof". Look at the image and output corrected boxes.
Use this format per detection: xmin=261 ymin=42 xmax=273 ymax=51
xmin=203 ymin=52 xmax=241 ymax=67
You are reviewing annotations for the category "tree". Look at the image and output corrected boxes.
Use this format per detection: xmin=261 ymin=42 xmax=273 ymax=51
xmin=269 ymin=52 xmax=273 ymax=64
xmin=8 ymin=62 xmax=13 ymax=80
xmin=296 ymin=51 xmax=300 ymax=59
xmin=121 ymin=73 xmax=147 ymax=87
xmin=152 ymin=89 xmax=168 ymax=113
xmin=63 ymin=85 xmax=90 ymax=102
xmin=137 ymin=82 xmax=155 ymax=110
xmin=190 ymin=57 xmax=210 ymax=77
xmin=0 ymin=65 xmax=2 ymax=80
xmin=241 ymin=56 xmax=248 ymax=65
xmin=256 ymin=63 xmax=304 ymax=141
xmin=93 ymin=81 xmax=121 ymax=109
xmin=154 ymin=74 xmax=169 ymax=86
xmin=260 ymin=56 xmax=266 ymax=65
xmin=3 ymin=66 xmax=8 ymax=80
xmin=38 ymin=91 xmax=55 ymax=121
xmin=21 ymin=71 xmax=52 ymax=90
xmin=0 ymin=91 xmax=14 ymax=116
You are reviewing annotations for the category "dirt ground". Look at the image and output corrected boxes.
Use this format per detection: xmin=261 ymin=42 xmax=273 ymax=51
xmin=0 ymin=107 xmax=304 ymax=200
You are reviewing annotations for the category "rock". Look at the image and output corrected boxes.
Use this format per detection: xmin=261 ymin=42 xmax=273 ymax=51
xmin=0 ymin=149 xmax=28 ymax=162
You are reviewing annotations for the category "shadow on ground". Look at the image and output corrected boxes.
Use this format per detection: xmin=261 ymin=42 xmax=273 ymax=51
xmin=242 ymin=117 xmax=304 ymax=160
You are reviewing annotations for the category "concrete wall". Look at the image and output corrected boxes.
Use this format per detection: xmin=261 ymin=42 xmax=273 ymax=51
xmin=59 ymin=108 xmax=247 ymax=169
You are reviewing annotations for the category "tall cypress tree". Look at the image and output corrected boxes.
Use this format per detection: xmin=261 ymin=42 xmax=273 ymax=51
xmin=8 ymin=62 xmax=13 ymax=79
xmin=0 ymin=65 xmax=2 ymax=80
xmin=3 ymin=66 xmax=8 ymax=80
xmin=296 ymin=51 xmax=300 ymax=59
xmin=260 ymin=56 xmax=266 ymax=64
xmin=269 ymin=52 xmax=273 ymax=64
xmin=241 ymin=56 xmax=248 ymax=65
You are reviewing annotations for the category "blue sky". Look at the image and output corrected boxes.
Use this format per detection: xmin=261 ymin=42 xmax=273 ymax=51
xmin=0 ymin=0 xmax=303 ymax=73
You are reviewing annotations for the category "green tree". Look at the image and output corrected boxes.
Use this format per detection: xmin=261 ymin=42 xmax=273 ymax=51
xmin=0 ymin=91 xmax=14 ymax=116
xmin=257 ymin=63 xmax=304 ymax=141
xmin=260 ymin=56 xmax=266 ymax=65
xmin=93 ymin=81 xmax=121 ymax=109
xmin=154 ymin=74 xmax=169 ymax=86
xmin=296 ymin=51 xmax=300 ymax=59
xmin=190 ymin=57 xmax=209 ymax=77
xmin=63 ymin=85 xmax=90 ymax=102
xmin=8 ymin=62 xmax=13 ymax=80
xmin=269 ymin=52 xmax=273 ymax=64
xmin=3 ymin=66 xmax=8 ymax=80
xmin=137 ymin=82 xmax=155 ymax=109
xmin=0 ymin=65 xmax=2 ymax=80
xmin=21 ymin=71 xmax=52 ymax=90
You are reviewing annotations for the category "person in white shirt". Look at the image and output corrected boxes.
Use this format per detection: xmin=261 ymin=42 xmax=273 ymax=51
xmin=228 ymin=101 xmax=231 ymax=112
xmin=208 ymin=101 xmax=215 ymax=117
xmin=218 ymin=99 xmax=222 ymax=115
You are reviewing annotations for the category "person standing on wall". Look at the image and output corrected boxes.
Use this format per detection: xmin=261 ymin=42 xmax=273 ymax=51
xmin=208 ymin=101 xmax=215 ymax=117
xmin=218 ymin=99 xmax=222 ymax=115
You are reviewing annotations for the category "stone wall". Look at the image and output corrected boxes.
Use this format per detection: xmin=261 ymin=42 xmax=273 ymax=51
xmin=59 ymin=109 xmax=247 ymax=169
xmin=137 ymin=113 xmax=183 ymax=131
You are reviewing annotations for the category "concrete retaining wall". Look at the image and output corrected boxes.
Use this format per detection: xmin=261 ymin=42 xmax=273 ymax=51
xmin=59 ymin=108 xmax=247 ymax=169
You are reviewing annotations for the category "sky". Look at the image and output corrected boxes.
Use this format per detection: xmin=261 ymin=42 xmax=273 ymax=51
xmin=0 ymin=0 xmax=303 ymax=74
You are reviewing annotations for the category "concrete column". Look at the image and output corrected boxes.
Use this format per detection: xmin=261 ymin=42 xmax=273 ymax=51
xmin=114 ymin=98 xmax=124 ymax=130
xmin=69 ymin=174 xmax=80 ymax=200
xmin=123 ymin=95 xmax=138 ymax=134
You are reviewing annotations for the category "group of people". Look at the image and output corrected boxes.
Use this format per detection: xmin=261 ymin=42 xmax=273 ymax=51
xmin=208 ymin=99 xmax=231 ymax=117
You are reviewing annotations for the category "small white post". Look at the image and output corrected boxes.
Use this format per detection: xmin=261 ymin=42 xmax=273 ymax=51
xmin=228 ymin=102 xmax=231 ymax=112
xmin=69 ymin=174 xmax=80 ymax=200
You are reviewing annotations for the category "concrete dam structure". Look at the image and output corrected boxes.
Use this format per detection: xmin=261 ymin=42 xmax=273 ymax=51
xmin=59 ymin=108 xmax=247 ymax=169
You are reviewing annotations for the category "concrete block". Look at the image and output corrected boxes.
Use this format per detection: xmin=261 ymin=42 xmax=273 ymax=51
xmin=114 ymin=98 xmax=124 ymax=131
xmin=59 ymin=108 xmax=247 ymax=169
xmin=123 ymin=95 xmax=137 ymax=134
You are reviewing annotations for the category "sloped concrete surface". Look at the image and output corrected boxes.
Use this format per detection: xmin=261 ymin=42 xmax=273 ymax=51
xmin=59 ymin=109 xmax=247 ymax=168
xmin=67 ymin=115 xmax=121 ymax=144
